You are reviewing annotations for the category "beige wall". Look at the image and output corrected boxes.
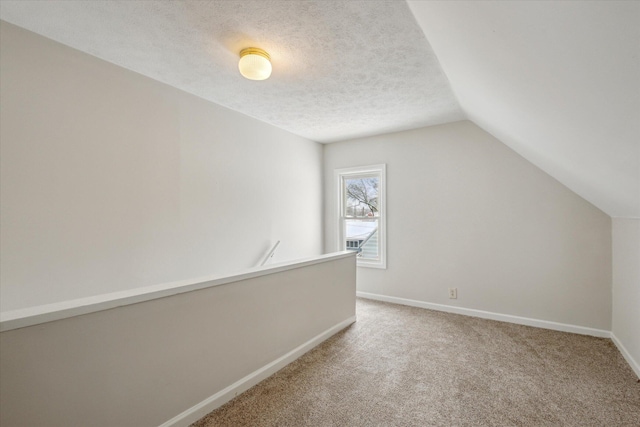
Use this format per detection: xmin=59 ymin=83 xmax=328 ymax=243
xmin=0 ymin=254 xmax=357 ymax=427
xmin=0 ymin=21 xmax=324 ymax=311
xmin=612 ymin=218 xmax=640 ymax=374
xmin=324 ymin=121 xmax=612 ymax=330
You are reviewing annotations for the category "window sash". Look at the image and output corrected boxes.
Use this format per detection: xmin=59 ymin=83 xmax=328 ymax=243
xmin=335 ymin=164 xmax=386 ymax=269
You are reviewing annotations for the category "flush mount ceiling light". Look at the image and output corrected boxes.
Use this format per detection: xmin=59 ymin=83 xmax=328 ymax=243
xmin=238 ymin=47 xmax=272 ymax=81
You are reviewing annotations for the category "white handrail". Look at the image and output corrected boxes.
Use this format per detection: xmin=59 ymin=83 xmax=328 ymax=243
xmin=259 ymin=240 xmax=281 ymax=266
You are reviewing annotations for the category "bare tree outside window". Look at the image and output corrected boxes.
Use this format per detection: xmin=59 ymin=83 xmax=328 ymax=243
xmin=345 ymin=177 xmax=379 ymax=217
xmin=336 ymin=164 xmax=386 ymax=269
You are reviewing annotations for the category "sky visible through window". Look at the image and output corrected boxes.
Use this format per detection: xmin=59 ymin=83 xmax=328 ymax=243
xmin=344 ymin=177 xmax=379 ymax=258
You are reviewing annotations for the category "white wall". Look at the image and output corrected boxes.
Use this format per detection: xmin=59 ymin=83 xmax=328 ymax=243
xmin=0 ymin=21 xmax=323 ymax=311
xmin=612 ymin=218 xmax=640 ymax=376
xmin=0 ymin=254 xmax=356 ymax=427
xmin=324 ymin=121 xmax=612 ymax=330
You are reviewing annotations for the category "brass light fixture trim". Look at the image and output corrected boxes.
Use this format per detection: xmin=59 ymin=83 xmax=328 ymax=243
xmin=238 ymin=47 xmax=272 ymax=80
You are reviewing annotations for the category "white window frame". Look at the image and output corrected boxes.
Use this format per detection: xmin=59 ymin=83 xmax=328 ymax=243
xmin=335 ymin=164 xmax=386 ymax=269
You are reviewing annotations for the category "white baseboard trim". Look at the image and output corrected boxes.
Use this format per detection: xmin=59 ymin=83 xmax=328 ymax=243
xmin=610 ymin=333 xmax=640 ymax=379
xmin=159 ymin=315 xmax=357 ymax=427
xmin=356 ymin=292 xmax=611 ymax=338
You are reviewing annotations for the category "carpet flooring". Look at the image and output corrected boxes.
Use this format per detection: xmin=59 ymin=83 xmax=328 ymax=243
xmin=192 ymin=298 xmax=640 ymax=426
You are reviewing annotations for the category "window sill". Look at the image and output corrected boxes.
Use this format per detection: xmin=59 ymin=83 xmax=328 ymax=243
xmin=356 ymin=261 xmax=387 ymax=269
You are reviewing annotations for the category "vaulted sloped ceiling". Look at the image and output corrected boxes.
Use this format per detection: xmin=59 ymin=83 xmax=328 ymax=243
xmin=0 ymin=1 xmax=638 ymax=218
xmin=408 ymin=1 xmax=640 ymax=218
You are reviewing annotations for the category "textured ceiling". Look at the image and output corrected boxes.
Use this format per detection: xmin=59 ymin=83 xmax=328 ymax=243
xmin=1 ymin=1 xmax=637 ymax=218
xmin=408 ymin=1 xmax=640 ymax=218
xmin=0 ymin=0 xmax=463 ymax=143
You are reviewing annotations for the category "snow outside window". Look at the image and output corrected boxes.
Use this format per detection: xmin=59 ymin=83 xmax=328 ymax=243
xmin=336 ymin=164 xmax=386 ymax=269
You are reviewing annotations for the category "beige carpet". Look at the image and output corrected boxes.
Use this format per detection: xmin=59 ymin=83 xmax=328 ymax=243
xmin=193 ymin=298 xmax=640 ymax=426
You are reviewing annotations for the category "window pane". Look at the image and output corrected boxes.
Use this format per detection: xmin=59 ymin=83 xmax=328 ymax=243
xmin=344 ymin=177 xmax=379 ymax=218
xmin=345 ymin=218 xmax=378 ymax=260
xmin=337 ymin=164 xmax=385 ymax=269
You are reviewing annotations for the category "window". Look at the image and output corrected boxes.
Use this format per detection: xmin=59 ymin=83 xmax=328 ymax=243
xmin=336 ymin=164 xmax=386 ymax=269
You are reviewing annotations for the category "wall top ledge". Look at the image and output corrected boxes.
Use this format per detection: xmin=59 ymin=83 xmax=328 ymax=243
xmin=0 ymin=251 xmax=356 ymax=332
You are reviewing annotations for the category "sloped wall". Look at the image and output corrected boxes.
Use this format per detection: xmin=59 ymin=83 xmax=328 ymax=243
xmin=324 ymin=121 xmax=612 ymax=330
xmin=0 ymin=21 xmax=323 ymax=311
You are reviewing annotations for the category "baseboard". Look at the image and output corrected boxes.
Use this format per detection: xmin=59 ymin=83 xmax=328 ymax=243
xmin=610 ymin=333 xmax=640 ymax=379
xmin=159 ymin=315 xmax=357 ymax=427
xmin=356 ymin=292 xmax=610 ymax=338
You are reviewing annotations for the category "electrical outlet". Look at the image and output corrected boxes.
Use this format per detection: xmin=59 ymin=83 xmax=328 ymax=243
xmin=449 ymin=288 xmax=457 ymax=299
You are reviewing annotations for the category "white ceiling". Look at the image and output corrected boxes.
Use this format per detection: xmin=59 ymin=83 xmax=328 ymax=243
xmin=1 ymin=1 xmax=638 ymax=218
xmin=0 ymin=0 xmax=463 ymax=143
xmin=408 ymin=1 xmax=640 ymax=218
